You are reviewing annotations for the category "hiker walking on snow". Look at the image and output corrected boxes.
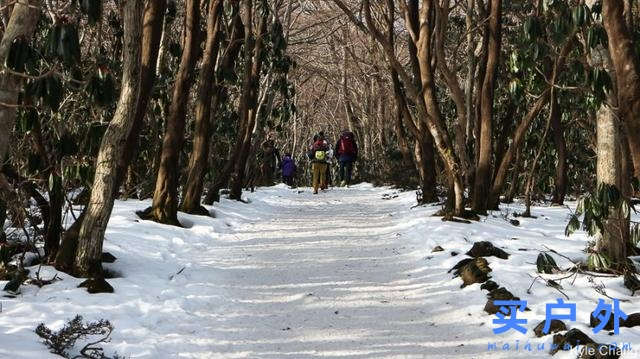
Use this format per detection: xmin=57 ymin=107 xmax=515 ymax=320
xmin=281 ymin=153 xmax=297 ymax=187
xmin=310 ymin=133 xmax=329 ymax=194
xmin=335 ymin=130 xmax=358 ymax=187
xmin=319 ymin=131 xmax=333 ymax=189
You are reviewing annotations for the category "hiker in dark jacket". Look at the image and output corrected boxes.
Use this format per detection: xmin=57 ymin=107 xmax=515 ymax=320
xmin=334 ymin=130 xmax=358 ymax=187
xmin=281 ymin=153 xmax=296 ymax=187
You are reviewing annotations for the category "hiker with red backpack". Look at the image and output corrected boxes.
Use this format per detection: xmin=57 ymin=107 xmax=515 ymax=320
xmin=310 ymin=133 xmax=330 ymax=194
xmin=335 ymin=130 xmax=358 ymax=187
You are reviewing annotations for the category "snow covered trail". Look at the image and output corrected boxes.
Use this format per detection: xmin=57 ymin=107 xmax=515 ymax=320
xmin=3 ymin=184 xmax=640 ymax=358
xmin=204 ymin=185 xmax=472 ymax=358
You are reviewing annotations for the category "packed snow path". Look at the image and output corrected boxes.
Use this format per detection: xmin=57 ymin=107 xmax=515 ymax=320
xmin=4 ymin=184 xmax=640 ymax=358
xmin=204 ymin=185 xmax=467 ymax=358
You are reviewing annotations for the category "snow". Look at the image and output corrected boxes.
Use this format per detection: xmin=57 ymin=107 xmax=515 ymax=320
xmin=2 ymin=184 xmax=640 ymax=358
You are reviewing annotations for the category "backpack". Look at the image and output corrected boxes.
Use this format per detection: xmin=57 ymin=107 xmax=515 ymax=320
xmin=313 ymin=139 xmax=328 ymax=151
xmin=313 ymin=140 xmax=328 ymax=161
xmin=339 ymin=132 xmax=356 ymax=155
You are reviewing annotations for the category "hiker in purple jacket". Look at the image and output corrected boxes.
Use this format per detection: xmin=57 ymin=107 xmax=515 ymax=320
xmin=281 ymin=153 xmax=297 ymax=187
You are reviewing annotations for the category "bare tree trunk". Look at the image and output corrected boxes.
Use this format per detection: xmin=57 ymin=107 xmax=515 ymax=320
xmin=603 ymin=0 xmax=640 ymax=180
xmin=0 ymin=1 xmax=40 ymax=164
xmin=143 ymin=0 xmax=201 ymax=225
xmin=0 ymin=197 xmax=5 ymax=243
xmin=595 ymin=104 xmax=628 ymax=268
xmin=470 ymin=11 xmax=488 ymax=202
xmin=550 ymin=95 xmax=567 ymax=205
xmin=28 ymin=111 xmax=62 ymax=260
xmin=229 ymin=0 xmax=267 ymax=201
xmin=116 ymin=0 xmax=167 ymax=195
xmin=464 ymin=0 xmax=477 ymax=192
xmin=201 ymin=12 xmax=246 ymax=205
xmin=504 ymin=146 xmax=523 ymax=203
xmin=394 ymin=104 xmax=412 ymax=165
xmin=472 ymin=0 xmax=501 ymax=214
xmin=181 ymin=0 xmax=225 ymax=215
xmin=435 ymin=0 xmax=471 ymax=186
xmin=73 ymin=0 xmax=144 ymax=278
xmin=384 ymin=0 xmax=432 ymax=193
xmin=45 ymin=173 xmax=63 ymax=260
xmin=414 ymin=0 xmax=464 ymax=216
xmin=414 ymin=129 xmax=438 ymax=203
xmin=57 ymin=1 xmax=166 ymax=271
xmin=465 ymin=0 xmax=476 ymax=145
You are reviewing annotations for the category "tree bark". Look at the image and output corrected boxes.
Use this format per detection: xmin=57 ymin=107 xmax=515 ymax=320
xmin=115 ymin=0 xmax=167 ymax=196
xmin=143 ymin=0 xmax=201 ymax=225
xmin=602 ymin=0 xmax=640 ymax=179
xmin=45 ymin=173 xmax=63 ymax=260
xmin=435 ymin=0 xmax=471 ymax=186
xmin=0 ymin=1 xmax=40 ymax=163
xmin=56 ymin=1 xmax=165 ymax=270
xmin=596 ymin=104 xmax=628 ymax=268
xmin=181 ymin=0 xmax=225 ymax=215
xmin=472 ymin=0 xmax=501 ymax=213
xmin=229 ymin=0 xmax=267 ymax=201
xmin=73 ymin=0 xmax=144 ymax=278
xmin=465 ymin=0 xmax=476 ymax=149
xmin=385 ymin=0 xmax=435 ymax=198
xmin=414 ymin=128 xmax=438 ymax=203
xmin=504 ymin=146 xmax=523 ymax=203
xmin=0 ymin=197 xmax=5 ymax=243
xmin=550 ymin=95 xmax=567 ymax=205
xmin=414 ymin=0 xmax=465 ymax=216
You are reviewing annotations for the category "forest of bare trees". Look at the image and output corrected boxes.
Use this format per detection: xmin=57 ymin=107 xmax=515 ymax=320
xmin=0 ymin=0 xmax=639 ymax=287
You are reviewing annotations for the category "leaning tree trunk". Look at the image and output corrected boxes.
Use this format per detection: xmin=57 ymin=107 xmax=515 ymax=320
xmin=56 ymin=1 xmax=165 ymax=271
xmin=472 ymin=0 xmax=501 ymax=214
xmin=603 ymin=0 xmax=640 ymax=180
xmin=73 ymin=0 xmax=144 ymax=278
xmin=143 ymin=0 xmax=201 ymax=225
xmin=0 ymin=1 xmax=39 ymax=163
